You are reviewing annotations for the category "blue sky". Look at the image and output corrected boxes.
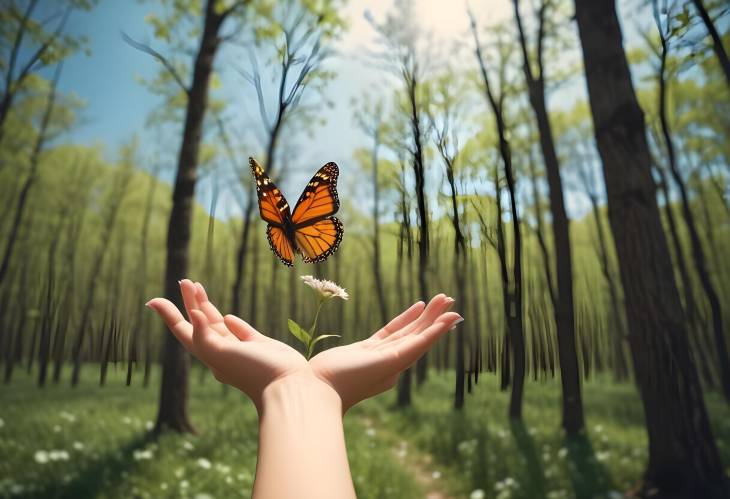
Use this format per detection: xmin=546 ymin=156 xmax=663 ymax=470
xmin=51 ymin=0 xmax=656 ymax=220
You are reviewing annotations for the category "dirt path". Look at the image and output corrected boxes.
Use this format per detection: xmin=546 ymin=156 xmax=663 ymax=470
xmin=360 ymin=417 xmax=453 ymax=499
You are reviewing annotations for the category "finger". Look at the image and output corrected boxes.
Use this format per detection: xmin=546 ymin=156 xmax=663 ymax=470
xmin=384 ymin=294 xmax=453 ymax=343
xmin=371 ymin=301 xmax=426 ymax=340
xmin=180 ymin=279 xmax=199 ymax=320
xmin=190 ymin=309 xmax=225 ymax=363
xmin=194 ymin=282 xmax=234 ymax=339
xmin=146 ymin=298 xmax=194 ymax=352
xmin=379 ymin=312 xmax=462 ymax=352
xmin=223 ymin=315 xmax=259 ymax=341
xmin=392 ymin=315 xmax=463 ymax=369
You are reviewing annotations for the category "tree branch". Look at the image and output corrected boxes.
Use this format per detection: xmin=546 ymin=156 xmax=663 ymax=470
xmin=121 ymin=32 xmax=190 ymax=96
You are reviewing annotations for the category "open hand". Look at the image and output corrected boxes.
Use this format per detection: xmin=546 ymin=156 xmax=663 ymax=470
xmin=146 ymin=280 xmax=462 ymax=412
xmin=309 ymin=294 xmax=461 ymax=411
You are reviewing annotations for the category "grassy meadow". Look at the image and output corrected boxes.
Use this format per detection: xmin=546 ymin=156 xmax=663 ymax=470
xmin=2 ymin=366 xmax=729 ymax=499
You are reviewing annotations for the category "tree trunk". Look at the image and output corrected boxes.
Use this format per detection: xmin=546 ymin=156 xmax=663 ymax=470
xmin=155 ymin=0 xmax=226 ymax=434
xmin=654 ymin=25 xmax=730 ymax=402
xmin=574 ymin=1 xmax=727 ymax=496
xmin=691 ymin=0 xmax=730 ymax=88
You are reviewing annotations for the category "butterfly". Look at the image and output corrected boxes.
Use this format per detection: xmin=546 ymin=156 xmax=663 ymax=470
xmin=250 ymin=157 xmax=343 ymax=267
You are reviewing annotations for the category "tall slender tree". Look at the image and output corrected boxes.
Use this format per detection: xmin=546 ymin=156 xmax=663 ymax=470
xmin=512 ymin=0 xmax=583 ymax=432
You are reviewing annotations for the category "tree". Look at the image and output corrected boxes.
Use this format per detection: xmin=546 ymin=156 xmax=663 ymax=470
xmin=512 ymin=0 xmax=583 ymax=433
xmin=651 ymin=0 xmax=730 ymax=403
xmin=468 ymin=12 xmax=526 ymax=420
xmin=368 ymin=0 xmax=432 ymax=389
xmin=690 ymin=0 xmax=730 ymax=87
xmin=129 ymin=0 xmax=251 ymax=433
xmin=0 ymin=0 xmax=91 ymax=147
xmin=574 ymin=0 xmax=727 ymax=496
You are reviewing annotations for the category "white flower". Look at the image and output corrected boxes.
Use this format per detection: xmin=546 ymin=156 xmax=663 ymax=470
xmin=34 ymin=450 xmax=49 ymax=464
xmin=10 ymin=484 xmax=24 ymax=494
xmin=594 ymin=424 xmax=604 ymax=433
xmin=160 ymin=483 xmax=168 ymax=490
xmin=558 ymin=447 xmax=568 ymax=459
xmin=49 ymin=450 xmax=69 ymax=461
xmin=133 ymin=449 xmax=153 ymax=460
xmin=197 ymin=458 xmax=212 ymax=469
xmin=194 ymin=494 xmax=213 ymax=499
xmin=365 ymin=428 xmax=376 ymax=438
xmin=145 ymin=421 xmax=154 ymax=431
xmin=300 ymin=275 xmax=349 ymax=300
xmin=0 ymin=417 xmax=5 ymax=428
xmin=470 ymin=490 xmax=485 ymax=499
xmin=122 ymin=417 xmax=131 ymax=425
xmin=216 ymin=463 xmax=231 ymax=474
xmin=183 ymin=441 xmax=194 ymax=451
xmin=175 ymin=468 xmax=185 ymax=478
xmin=180 ymin=480 xmax=189 ymax=489
xmin=60 ymin=411 xmax=76 ymax=423
xmin=52 ymin=425 xmax=61 ymax=433
xmin=431 ymin=470 xmax=441 ymax=479
xmin=73 ymin=442 xmax=84 ymax=451
xmin=596 ymin=451 xmax=611 ymax=462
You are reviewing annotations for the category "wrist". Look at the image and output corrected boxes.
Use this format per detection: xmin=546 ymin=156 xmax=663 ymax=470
xmin=259 ymin=370 xmax=342 ymax=416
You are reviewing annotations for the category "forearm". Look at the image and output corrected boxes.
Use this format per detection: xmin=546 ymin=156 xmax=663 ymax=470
xmin=253 ymin=373 xmax=356 ymax=499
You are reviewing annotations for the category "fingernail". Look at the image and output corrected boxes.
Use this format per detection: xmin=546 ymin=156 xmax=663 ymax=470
xmin=145 ymin=300 xmax=154 ymax=309
xmin=450 ymin=317 xmax=465 ymax=330
xmin=178 ymin=280 xmax=183 ymax=285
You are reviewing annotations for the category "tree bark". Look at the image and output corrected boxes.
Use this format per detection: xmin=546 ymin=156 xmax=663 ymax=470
xmin=574 ymin=1 xmax=727 ymax=496
xmin=155 ymin=0 xmax=227 ymax=434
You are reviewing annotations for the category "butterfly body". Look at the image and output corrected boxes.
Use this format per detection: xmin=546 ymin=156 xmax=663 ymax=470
xmin=251 ymin=157 xmax=344 ymax=266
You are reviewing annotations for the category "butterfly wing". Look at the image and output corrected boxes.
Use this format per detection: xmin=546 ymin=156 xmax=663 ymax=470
xmin=290 ymin=162 xmax=340 ymax=226
xmin=250 ymin=157 xmax=291 ymax=226
xmin=251 ymin=157 xmax=296 ymax=266
xmin=267 ymin=226 xmax=295 ymax=267
xmin=294 ymin=217 xmax=344 ymax=263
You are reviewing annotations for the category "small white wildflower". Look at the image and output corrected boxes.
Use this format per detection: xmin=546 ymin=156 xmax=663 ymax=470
xmin=197 ymin=458 xmax=212 ymax=470
xmin=72 ymin=442 xmax=84 ymax=451
xmin=216 ymin=463 xmax=231 ymax=474
xmin=194 ymin=494 xmax=213 ymax=499
xmin=300 ymin=275 xmax=349 ymax=300
xmin=180 ymin=480 xmax=189 ymax=489
xmin=60 ymin=411 xmax=76 ymax=423
xmin=470 ymin=490 xmax=485 ymax=499
xmin=10 ymin=484 xmax=24 ymax=494
xmin=596 ymin=451 xmax=611 ymax=462
xmin=122 ymin=417 xmax=131 ymax=425
xmin=49 ymin=450 xmax=69 ymax=461
xmin=594 ymin=424 xmax=604 ymax=433
xmin=365 ymin=428 xmax=376 ymax=438
xmin=0 ymin=417 xmax=5 ymax=428
xmin=183 ymin=441 xmax=194 ymax=451
xmin=607 ymin=491 xmax=624 ymax=499
xmin=52 ymin=425 xmax=61 ymax=433
xmin=431 ymin=470 xmax=441 ymax=479
xmin=133 ymin=449 xmax=153 ymax=461
xmin=225 ymin=476 xmax=233 ymax=484
xmin=175 ymin=468 xmax=185 ymax=478
xmin=34 ymin=450 xmax=49 ymax=464
xmin=160 ymin=483 xmax=168 ymax=490
xmin=145 ymin=421 xmax=154 ymax=431
xmin=558 ymin=447 xmax=568 ymax=459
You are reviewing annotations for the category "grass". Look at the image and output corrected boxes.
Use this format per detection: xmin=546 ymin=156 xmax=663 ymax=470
xmin=0 ymin=365 xmax=421 ymax=499
xmin=1 ymin=366 xmax=728 ymax=499
xmin=360 ymin=371 xmax=730 ymax=499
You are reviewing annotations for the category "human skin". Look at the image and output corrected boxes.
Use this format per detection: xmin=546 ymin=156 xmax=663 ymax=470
xmin=147 ymin=279 xmax=462 ymax=499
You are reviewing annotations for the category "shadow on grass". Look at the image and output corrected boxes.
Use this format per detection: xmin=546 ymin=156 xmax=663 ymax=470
xmin=564 ymin=433 xmax=614 ymax=499
xmin=509 ymin=420 xmax=546 ymax=498
xmin=30 ymin=432 xmax=154 ymax=499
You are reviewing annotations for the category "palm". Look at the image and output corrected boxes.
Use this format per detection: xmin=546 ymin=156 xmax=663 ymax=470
xmin=311 ymin=294 xmax=460 ymax=411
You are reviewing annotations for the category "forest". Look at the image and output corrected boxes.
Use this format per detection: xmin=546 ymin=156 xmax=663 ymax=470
xmin=0 ymin=0 xmax=729 ymax=498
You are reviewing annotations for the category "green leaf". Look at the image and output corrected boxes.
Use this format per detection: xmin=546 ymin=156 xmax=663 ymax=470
xmin=310 ymin=334 xmax=341 ymax=349
xmin=287 ymin=319 xmax=311 ymax=345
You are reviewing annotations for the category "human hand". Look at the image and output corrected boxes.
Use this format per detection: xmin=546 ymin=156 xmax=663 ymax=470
xmin=146 ymin=279 xmax=310 ymax=411
xmin=309 ymin=294 xmax=462 ymax=412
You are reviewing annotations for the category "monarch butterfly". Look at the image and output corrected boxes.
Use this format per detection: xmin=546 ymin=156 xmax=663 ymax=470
xmin=250 ymin=157 xmax=343 ymax=267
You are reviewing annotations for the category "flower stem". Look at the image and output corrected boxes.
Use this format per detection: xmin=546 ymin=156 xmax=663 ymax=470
xmin=307 ymin=297 xmax=326 ymax=359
